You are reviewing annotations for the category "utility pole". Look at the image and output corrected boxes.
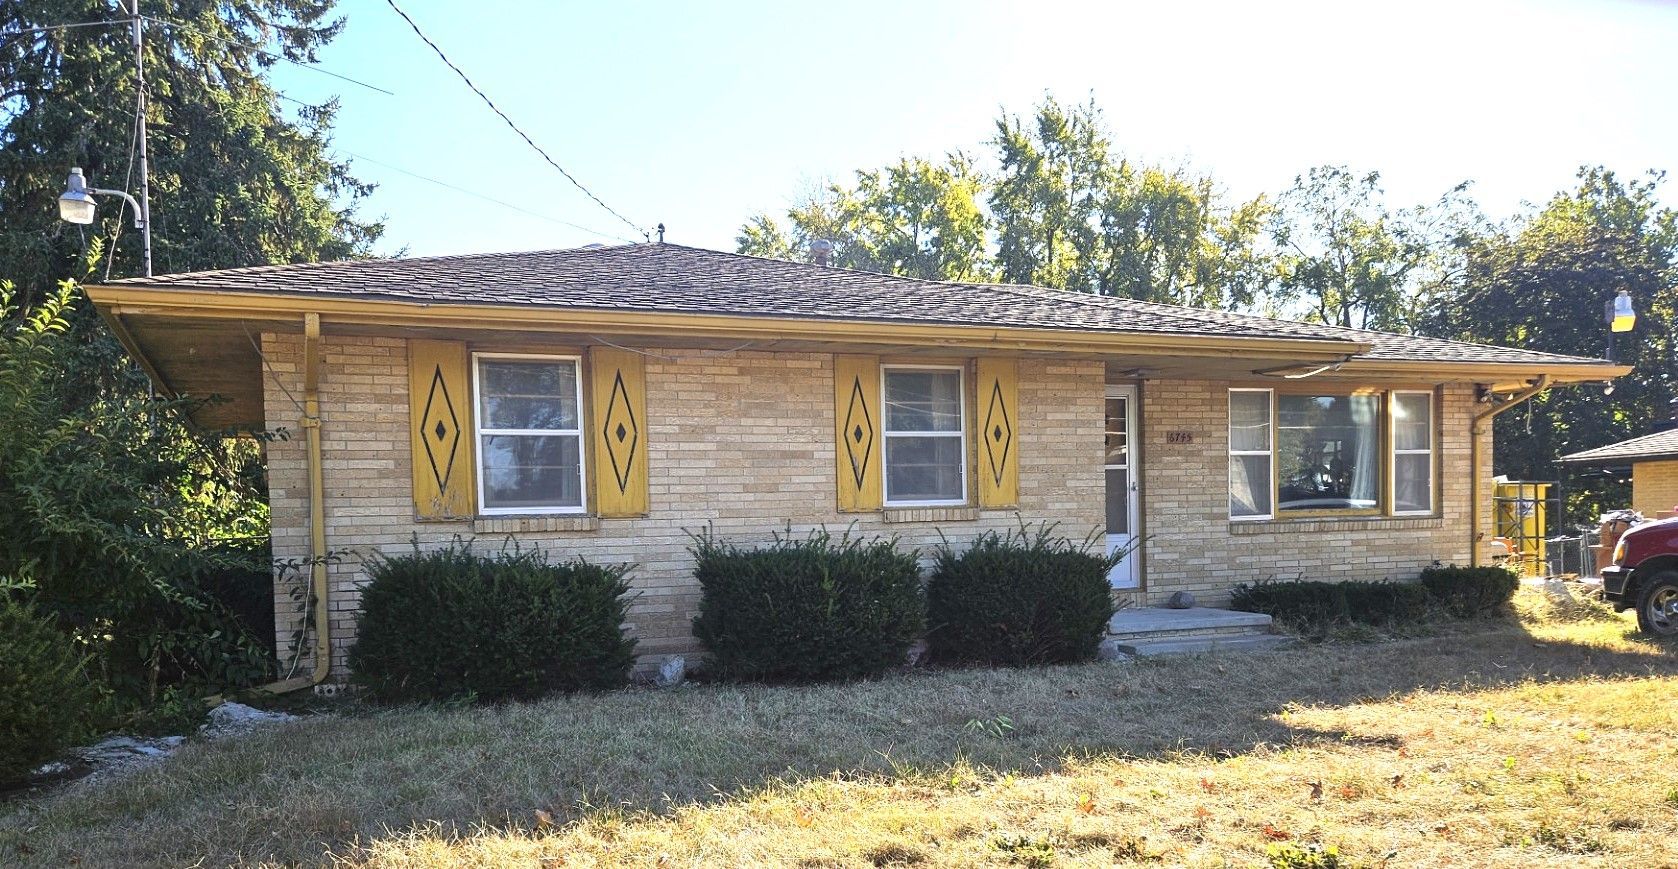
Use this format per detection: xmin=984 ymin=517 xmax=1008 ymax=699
xmin=128 ymin=0 xmax=153 ymax=277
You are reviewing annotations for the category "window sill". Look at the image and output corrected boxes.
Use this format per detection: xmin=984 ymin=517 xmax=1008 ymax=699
xmin=1229 ymin=515 xmax=1443 ymax=535
xmin=881 ymin=506 xmax=981 ymax=523
xmin=473 ymin=515 xmax=599 ymax=534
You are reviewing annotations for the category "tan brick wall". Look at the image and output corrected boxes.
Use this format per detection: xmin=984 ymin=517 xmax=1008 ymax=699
xmin=262 ymin=334 xmax=1105 ymax=676
xmin=262 ymin=332 xmax=1490 ymax=677
xmin=1135 ymin=380 xmax=1481 ymax=607
xmin=1633 ymin=459 xmax=1678 ymax=517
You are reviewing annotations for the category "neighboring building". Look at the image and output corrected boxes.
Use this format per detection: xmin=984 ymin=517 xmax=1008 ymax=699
xmin=1561 ymin=428 xmax=1678 ymax=519
xmin=87 ymin=244 xmax=1626 ymax=677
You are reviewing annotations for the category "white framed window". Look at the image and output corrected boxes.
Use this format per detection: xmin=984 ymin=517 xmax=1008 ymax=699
xmin=473 ymin=353 xmax=587 ymax=514
xmin=882 ymin=365 xmax=967 ymax=506
xmin=1228 ymin=388 xmax=1274 ymax=520
xmin=1390 ymin=390 xmax=1435 ymax=515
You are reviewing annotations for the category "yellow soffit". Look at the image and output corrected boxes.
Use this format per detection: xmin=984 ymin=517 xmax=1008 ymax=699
xmin=86 ymin=285 xmax=1373 ymax=360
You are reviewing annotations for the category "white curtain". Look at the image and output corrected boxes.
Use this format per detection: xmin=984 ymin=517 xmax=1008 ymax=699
xmin=1350 ymin=395 xmax=1379 ymax=506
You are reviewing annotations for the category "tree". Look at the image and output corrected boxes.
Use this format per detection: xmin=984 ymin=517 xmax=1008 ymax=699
xmin=737 ymin=154 xmax=990 ymax=281
xmin=1425 ymin=167 xmax=1678 ymax=523
xmin=1097 ymin=162 xmax=1274 ymax=307
xmin=989 ymin=95 xmax=1108 ymax=290
xmin=1268 ymin=166 xmax=1471 ymax=332
xmin=0 ymin=0 xmax=381 ymax=699
xmin=1 ymin=0 xmax=380 ymax=298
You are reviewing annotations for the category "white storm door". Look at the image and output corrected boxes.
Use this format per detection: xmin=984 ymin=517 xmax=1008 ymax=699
xmin=1105 ymin=385 xmax=1140 ymax=588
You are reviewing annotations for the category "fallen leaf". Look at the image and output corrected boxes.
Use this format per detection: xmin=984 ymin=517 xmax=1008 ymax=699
xmin=1199 ymin=777 xmax=1218 ymax=793
xmin=794 ymin=806 xmax=816 ymax=828
xmin=1076 ymin=792 xmax=1097 ymax=815
xmin=1339 ymin=784 xmax=1358 ymax=800
xmin=1390 ymin=774 xmax=1406 ymax=789
xmin=1573 ymin=731 xmax=1593 ymax=743
xmin=1194 ymin=805 xmax=1212 ymax=820
xmin=1397 ymin=747 xmax=1411 ymax=759
xmin=1262 ymin=824 xmax=1292 ymax=841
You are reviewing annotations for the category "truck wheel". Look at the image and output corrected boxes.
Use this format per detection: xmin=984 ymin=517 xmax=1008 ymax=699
xmin=1635 ymin=572 xmax=1678 ymax=636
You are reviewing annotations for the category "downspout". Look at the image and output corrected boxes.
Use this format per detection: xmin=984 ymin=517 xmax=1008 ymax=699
xmin=1469 ymin=375 xmax=1550 ymax=566
xmin=255 ymin=313 xmax=332 ymax=694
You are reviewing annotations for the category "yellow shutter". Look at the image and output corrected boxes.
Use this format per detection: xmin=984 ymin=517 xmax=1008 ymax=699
xmin=834 ymin=354 xmax=883 ymax=511
xmin=589 ymin=347 xmax=649 ymax=517
xmin=408 ymin=339 xmax=476 ymax=519
xmin=975 ymin=357 xmax=1020 ymax=507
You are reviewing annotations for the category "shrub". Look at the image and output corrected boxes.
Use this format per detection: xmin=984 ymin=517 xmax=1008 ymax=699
xmin=927 ymin=524 xmax=1116 ymax=666
xmin=1 ymin=600 xmax=105 ymax=783
xmin=1340 ymin=580 xmax=1431 ymax=626
xmin=691 ymin=528 xmax=925 ymax=682
xmin=349 ymin=542 xmax=636 ymax=703
xmin=1231 ymin=578 xmax=1430 ymax=633
xmin=1421 ymin=564 xmax=1520 ymax=618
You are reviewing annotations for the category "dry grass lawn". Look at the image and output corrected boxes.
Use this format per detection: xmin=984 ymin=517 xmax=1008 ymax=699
xmin=3 ymin=589 xmax=1676 ymax=867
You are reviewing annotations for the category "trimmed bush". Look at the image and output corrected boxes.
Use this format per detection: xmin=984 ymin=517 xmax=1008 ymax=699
xmin=1421 ymin=565 xmax=1520 ymax=618
xmin=691 ymin=528 xmax=925 ymax=682
xmin=1 ymin=600 xmax=105 ymax=783
xmin=927 ymin=524 xmax=1116 ymax=666
xmin=1231 ymin=578 xmax=1430 ymax=632
xmin=1341 ymin=580 xmax=1431 ymax=626
xmin=348 ymin=543 xmax=636 ymax=703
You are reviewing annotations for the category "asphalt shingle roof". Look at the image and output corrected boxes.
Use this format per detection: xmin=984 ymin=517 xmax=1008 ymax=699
xmin=1560 ymin=428 xmax=1678 ymax=464
xmin=106 ymin=243 xmax=1612 ymax=368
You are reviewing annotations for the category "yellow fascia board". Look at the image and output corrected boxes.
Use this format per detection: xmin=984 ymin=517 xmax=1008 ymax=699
xmin=1336 ymin=359 xmax=1631 ymax=387
xmin=86 ymin=286 xmax=1373 ymax=361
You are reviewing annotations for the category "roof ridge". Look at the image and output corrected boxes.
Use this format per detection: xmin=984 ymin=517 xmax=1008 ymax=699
xmin=106 ymin=243 xmax=643 ymax=286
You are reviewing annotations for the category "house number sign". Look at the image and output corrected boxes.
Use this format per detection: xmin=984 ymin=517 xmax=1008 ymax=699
xmin=1166 ymin=431 xmax=1195 ymax=444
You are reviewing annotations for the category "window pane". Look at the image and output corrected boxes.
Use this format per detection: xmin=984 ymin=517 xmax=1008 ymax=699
xmin=480 ymin=434 xmax=583 ymax=509
xmin=1277 ymin=394 xmax=1380 ymax=511
xmin=885 ymin=435 xmax=963 ymax=501
xmin=1229 ymin=391 xmax=1271 ymax=452
xmin=478 ymin=360 xmax=579 ymax=430
xmin=1106 ymin=466 xmax=1130 ymax=533
xmin=1230 ymin=454 xmax=1272 ymax=517
xmin=884 ymin=370 xmax=962 ymax=432
xmin=1394 ymin=453 xmax=1433 ymax=513
xmin=1105 ymin=398 xmax=1128 ymax=465
xmin=1393 ymin=393 xmax=1432 ymax=452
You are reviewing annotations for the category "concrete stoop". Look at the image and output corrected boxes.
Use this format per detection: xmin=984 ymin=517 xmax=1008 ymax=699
xmin=1100 ymin=606 xmax=1297 ymax=660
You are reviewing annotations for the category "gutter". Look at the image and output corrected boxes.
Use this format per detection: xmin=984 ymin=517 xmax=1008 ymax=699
xmin=254 ymin=312 xmax=332 ymax=694
xmin=1469 ymin=375 xmax=1550 ymax=566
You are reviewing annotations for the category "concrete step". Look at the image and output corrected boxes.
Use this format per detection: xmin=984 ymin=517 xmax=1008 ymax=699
xmin=1113 ymin=634 xmax=1300 ymax=658
xmin=1107 ymin=607 xmax=1273 ymax=640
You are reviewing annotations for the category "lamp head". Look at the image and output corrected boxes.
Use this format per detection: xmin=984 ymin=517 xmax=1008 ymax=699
xmin=57 ymin=167 xmax=97 ymax=225
xmin=1610 ymin=289 xmax=1636 ymax=333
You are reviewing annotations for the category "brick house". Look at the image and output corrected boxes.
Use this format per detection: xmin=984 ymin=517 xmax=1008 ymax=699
xmin=88 ymin=244 xmax=1626 ymax=680
xmin=1562 ymin=428 xmax=1678 ymax=519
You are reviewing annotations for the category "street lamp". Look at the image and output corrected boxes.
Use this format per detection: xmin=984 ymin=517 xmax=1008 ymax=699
xmin=58 ymin=167 xmax=151 ymax=277
xmin=56 ymin=1 xmax=152 ymax=277
xmin=1603 ymin=289 xmax=1637 ymax=363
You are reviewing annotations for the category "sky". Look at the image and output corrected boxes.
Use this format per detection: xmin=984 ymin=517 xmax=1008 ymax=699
xmin=268 ymin=0 xmax=1678 ymax=259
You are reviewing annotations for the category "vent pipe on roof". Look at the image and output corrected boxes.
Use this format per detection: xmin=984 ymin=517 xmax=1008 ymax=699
xmin=810 ymin=238 xmax=835 ymax=267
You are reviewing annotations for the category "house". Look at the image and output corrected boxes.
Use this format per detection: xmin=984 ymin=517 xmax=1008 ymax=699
xmin=1561 ymin=426 xmax=1678 ymax=519
xmin=87 ymin=243 xmax=1627 ymax=680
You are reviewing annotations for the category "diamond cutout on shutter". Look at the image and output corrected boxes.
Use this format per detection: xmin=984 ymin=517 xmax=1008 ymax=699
xmin=602 ymin=371 xmax=639 ymax=493
xmin=419 ymin=366 xmax=461 ymax=490
xmin=982 ymin=379 xmax=1012 ymax=486
xmin=842 ymin=377 xmax=875 ymax=487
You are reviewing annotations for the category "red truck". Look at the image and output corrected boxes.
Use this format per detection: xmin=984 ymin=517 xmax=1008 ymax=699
xmin=1602 ymin=515 xmax=1678 ymax=635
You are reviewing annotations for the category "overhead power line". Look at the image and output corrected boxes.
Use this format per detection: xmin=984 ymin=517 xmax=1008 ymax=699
xmin=0 ymin=19 xmax=123 ymax=38
xmin=331 ymin=146 xmax=640 ymax=245
xmin=144 ymin=16 xmax=395 ymax=96
xmin=381 ymin=0 xmax=649 ymax=241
